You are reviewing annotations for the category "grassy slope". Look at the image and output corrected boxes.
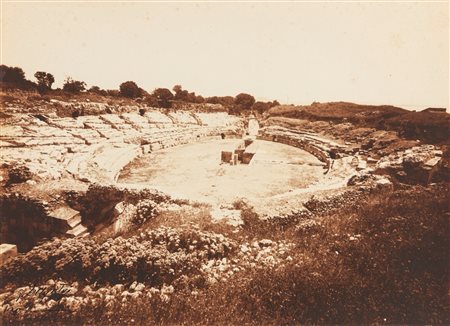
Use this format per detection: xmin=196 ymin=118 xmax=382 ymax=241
xmin=152 ymin=184 xmax=449 ymax=325
xmin=4 ymin=184 xmax=446 ymax=325
xmin=268 ymin=102 xmax=450 ymax=144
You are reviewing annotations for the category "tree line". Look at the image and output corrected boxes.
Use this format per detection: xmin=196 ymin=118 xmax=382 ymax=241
xmin=0 ymin=65 xmax=279 ymax=114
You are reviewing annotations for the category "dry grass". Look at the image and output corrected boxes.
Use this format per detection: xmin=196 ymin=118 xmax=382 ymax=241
xmin=149 ymin=184 xmax=448 ymax=325
xmin=2 ymin=184 xmax=448 ymax=325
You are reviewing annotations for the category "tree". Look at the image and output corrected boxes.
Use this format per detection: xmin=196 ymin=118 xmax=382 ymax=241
xmin=0 ymin=65 xmax=26 ymax=84
xmin=152 ymin=88 xmax=174 ymax=108
xmin=206 ymin=96 xmax=234 ymax=107
xmin=269 ymin=100 xmax=280 ymax=107
xmin=172 ymin=85 xmax=189 ymax=101
xmin=195 ymin=95 xmax=205 ymax=103
xmin=105 ymin=89 xmax=119 ymax=97
xmin=206 ymin=96 xmax=219 ymax=104
xmin=234 ymin=93 xmax=255 ymax=110
xmin=63 ymin=77 xmax=86 ymax=93
xmin=138 ymin=87 xmax=149 ymax=97
xmin=252 ymin=100 xmax=280 ymax=114
xmin=119 ymin=81 xmax=142 ymax=98
xmin=143 ymin=95 xmax=159 ymax=107
xmin=0 ymin=65 xmax=36 ymax=90
xmin=220 ymin=96 xmax=235 ymax=107
xmin=186 ymin=92 xmax=197 ymax=103
xmin=252 ymin=101 xmax=270 ymax=114
xmin=172 ymin=85 xmax=182 ymax=94
xmin=89 ymin=86 xmax=107 ymax=96
xmin=34 ymin=71 xmax=55 ymax=93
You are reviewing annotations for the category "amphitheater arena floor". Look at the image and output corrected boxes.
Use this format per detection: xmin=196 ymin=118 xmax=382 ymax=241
xmin=118 ymin=138 xmax=326 ymax=207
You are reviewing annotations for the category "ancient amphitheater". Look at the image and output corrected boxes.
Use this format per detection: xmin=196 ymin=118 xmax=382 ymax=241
xmin=0 ymin=99 xmax=448 ymax=324
xmin=0 ymin=104 xmax=374 ymax=243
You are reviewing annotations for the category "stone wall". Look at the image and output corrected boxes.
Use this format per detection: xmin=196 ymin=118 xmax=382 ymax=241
xmin=257 ymin=126 xmax=343 ymax=170
xmin=78 ymin=184 xmax=172 ymax=229
xmin=0 ymin=194 xmax=63 ymax=252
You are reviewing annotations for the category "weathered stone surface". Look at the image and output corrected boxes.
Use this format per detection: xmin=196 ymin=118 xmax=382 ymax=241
xmin=242 ymin=152 xmax=255 ymax=164
xmin=167 ymin=111 xmax=198 ymax=125
xmin=221 ymin=151 xmax=233 ymax=163
xmin=376 ymin=145 xmax=445 ymax=184
xmin=0 ymin=243 xmax=17 ymax=266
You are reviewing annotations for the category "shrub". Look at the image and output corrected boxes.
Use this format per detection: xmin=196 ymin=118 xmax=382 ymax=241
xmin=34 ymin=71 xmax=55 ymax=93
xmin=152 ymin=88 xmax=174 ymax=108
xmin=7 ymin=165 xmax=33 ymax=185
xmin=63 ymin=77 xmax=86 ymax=93
xmin=119 ymin=81 xmax=142 ymax=98
xmin=234 ymin=93 xmax=255 ymax=109
xmin=132 ymin=199 xmax=159 ymax=225
xmin=89 ymin=85 xmax=107 ymax=96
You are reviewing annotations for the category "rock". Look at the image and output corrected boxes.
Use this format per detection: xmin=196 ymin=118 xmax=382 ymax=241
xmin=62 ymin=296 xmax=81 ymax=311
xmin=47 ymin=299 xmax=57 ymax=309
xmin=240 ymin=244 xmax=249 ymax=253
xmin=65 ymin=286 xmax=78 ymax=296
xmin=375 ymin=145 xmax=445 ymax=184
xmin=113 ymin=284 xmax=124 ymax=293
xmin=83 ymin=285 xmax=93 ymax=294
xmin=0 ymin=243 xmax=18 ymax=266
xmin=105 ymin=294 xmax=115 ymax=302
xmin=259 ymin=239 xmax=273 ymax=247
xmin=135 ymin=283 xmax=145 ymax=292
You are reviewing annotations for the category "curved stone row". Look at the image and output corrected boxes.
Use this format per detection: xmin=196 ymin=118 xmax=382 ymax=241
xmin=0 ymin=111 xmax=243 ymax=184
xmin=257 ymin=125 xmax=359 ymax=174
xmin=0 ymin=111 xmax=244 ymax=251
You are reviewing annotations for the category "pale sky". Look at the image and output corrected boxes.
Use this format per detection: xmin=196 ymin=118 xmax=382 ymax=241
xmin=1 ymin=1 xmax=449 ymax=110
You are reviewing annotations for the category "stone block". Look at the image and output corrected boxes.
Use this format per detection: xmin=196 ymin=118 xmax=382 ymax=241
xmin=244 ymin=138 xmax=253 ymax=147
xmin=221 ymin=151 xmax=233 ymax=163
xmin=142 ymin=144 xmax=151 ymax=154
xmin=234 ymin=149 xmax=244 ymax=161
xmin=0 ymin=243 xmax=18 ymax=266
xmin=233 ymin=153 xmax=239 ymax=165
xmin=242 ymin=152 xmax=255 ymax=164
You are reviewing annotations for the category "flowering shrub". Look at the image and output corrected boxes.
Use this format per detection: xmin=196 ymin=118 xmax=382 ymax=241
xmin=0 ymin=227 xmax=237 ymax=288
xmin=133 ymin=199 xmax=159 ymax=225
xmin=0 ymin=279 xmax=177 ymax=321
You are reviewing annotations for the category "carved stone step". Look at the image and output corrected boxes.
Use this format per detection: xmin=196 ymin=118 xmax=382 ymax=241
xmin=66 ymin=224 xmax=88 ymax=237
xmin=67 ymin=214 xmax=82 ymax=228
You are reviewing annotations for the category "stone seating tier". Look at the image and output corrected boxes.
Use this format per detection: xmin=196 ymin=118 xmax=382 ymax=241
xmin=144 ymin=111 xmax=173 ymax=124
xmin=1 ymin=110 xmax=243 ymax=183
xmin=167 ymin=111 xmax=198 ymax=124
xmin=99 ymin=114 xmax=125 ymax=125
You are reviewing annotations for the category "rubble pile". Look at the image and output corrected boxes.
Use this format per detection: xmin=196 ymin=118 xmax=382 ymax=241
xmin=376 ymin=145 xmax=448 ymax=184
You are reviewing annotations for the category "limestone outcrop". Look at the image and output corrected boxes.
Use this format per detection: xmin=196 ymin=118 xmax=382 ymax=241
xmin=375 ymin=145 xmax=447 ymax=184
